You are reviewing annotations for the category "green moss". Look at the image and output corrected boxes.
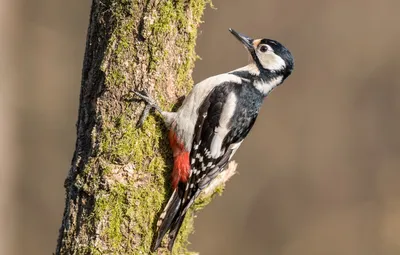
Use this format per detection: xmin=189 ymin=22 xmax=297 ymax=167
xmin=147 ymin=1 xmax=179 ymax=72
xmin=102 ymin=185 xmax=127 ymax=248
xmin=103 ymin=19 xmax=136 ymax=87
xmin=92 ymin=109 xmax=172 ymax=253
xmin=151 ymin=1 xmax=177 ymax=34
xmin=194 ymin=185 xmax=224 ymax=211
xmin=148 ymin=0 xmax=211 ymax=87
xmin=100 ymin=113 xmax=167 ymax=165
xmin=101 ymin=0 xmax=138 ymax=87
xmin=174 ymin=0 xmax=212 ymax=93
xmin=91 ymin=170 xmax=170 ymax=252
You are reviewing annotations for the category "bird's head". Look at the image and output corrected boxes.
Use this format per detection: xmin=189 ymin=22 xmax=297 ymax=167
xmin=229 ymin=28 xmax=294 ymax=80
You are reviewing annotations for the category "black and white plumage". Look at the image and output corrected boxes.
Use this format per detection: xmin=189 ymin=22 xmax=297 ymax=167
xmin=189 ymin=82 xmax=262 ymax=190
xmin=134 ymin=28 xmax=294 ymax=252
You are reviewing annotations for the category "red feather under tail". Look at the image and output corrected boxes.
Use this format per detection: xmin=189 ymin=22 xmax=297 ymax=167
xmin=168 ymin=130 xmax=190 ymax=189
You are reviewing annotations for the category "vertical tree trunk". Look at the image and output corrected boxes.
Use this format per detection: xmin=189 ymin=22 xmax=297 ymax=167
xmin=54 ymin=0 xmax=237 ymax=254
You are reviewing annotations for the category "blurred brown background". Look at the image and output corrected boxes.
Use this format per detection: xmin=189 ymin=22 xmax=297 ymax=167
xmin=1 ymin=0 xmax=400 ymax=254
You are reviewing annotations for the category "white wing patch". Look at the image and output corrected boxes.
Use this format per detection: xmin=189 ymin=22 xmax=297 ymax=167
xmin=209 ymin=92 xmax=237 ymax=158
xmin=228 ymin=141 xmax=243 ymax=160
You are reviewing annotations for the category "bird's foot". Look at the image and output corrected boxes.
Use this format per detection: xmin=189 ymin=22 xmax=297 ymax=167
xmin=132 ymin=90 xmax=162 ymax=128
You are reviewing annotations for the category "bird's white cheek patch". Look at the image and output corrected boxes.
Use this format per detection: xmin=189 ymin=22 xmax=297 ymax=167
xmin=258 ymin=53 xmax=286 ymax=71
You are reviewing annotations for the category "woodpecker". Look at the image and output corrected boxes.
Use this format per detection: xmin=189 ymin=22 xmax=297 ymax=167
xmin=134 ymin=28 xmax=294 ymax=252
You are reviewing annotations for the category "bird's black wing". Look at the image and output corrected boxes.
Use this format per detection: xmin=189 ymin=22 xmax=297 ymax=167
xmin=186 ymin=82 xmax=264 ymax=200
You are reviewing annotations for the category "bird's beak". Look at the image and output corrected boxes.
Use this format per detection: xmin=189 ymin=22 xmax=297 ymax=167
xmin=229 ymin=28 xmax=254 ymax=53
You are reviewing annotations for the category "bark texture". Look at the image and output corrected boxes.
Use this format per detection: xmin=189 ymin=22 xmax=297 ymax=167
xmin=54 ymin=0 xmax=230 ymax=254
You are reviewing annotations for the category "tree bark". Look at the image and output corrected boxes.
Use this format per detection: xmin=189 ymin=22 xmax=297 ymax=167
xmin=55 ymin=0 xmax=236 ymax=254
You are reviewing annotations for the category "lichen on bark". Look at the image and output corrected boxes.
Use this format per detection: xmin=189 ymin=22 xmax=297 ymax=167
xmin=55 ymin=0 xmax=236 ymax=254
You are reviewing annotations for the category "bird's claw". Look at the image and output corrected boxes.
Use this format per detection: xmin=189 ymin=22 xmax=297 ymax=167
xmin=133 ymin=90 xmax=162 ymax=112
xmin=131 ymin=90 xmax=162 ymax=128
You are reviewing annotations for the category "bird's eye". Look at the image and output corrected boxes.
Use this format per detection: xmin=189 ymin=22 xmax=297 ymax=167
xmin=259 ymin=45 xmax=268 ymax=53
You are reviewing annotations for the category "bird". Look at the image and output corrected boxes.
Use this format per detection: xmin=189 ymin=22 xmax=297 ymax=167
xmin=133 ymin=28 xmax=294 ymax=252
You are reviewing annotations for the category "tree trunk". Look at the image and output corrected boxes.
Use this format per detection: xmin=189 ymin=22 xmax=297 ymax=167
xmin=55 ymin=0 xmax=236 ymax=254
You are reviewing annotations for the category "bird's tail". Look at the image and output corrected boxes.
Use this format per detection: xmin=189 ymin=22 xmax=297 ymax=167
xmin=167 ymin=211 xmax=187 ymax=251
xmin=166 ymin=189 xmax=199 ymax=251
xmin=151 ymin=189 xmax=183 ymax=252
